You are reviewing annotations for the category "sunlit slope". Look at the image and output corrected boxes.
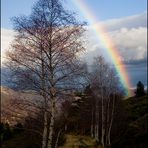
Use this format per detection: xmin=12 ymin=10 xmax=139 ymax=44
xmin=1 ymin=86 xmax=42 ymax=106
xmin=1 ymin=86 xmax=43 ymax=124
xmin=59 ymin=134 xmax=101 ymax=148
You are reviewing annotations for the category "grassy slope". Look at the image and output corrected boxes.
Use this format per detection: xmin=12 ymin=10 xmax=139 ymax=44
xmin=116 ymin=94 xmax=148 ymax=147
xmin=124 ymin=95 xmax=148 ymax=121
xmin=59 ymin=134 xmax=101 ymax=148
xmin=2 ymin=133 xmax=100 ymax=148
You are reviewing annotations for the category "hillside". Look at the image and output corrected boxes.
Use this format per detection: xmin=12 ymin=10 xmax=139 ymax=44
xmin=1 ymin=87 xmax=147 ymax=148
xmin=1 ymin=86 xmax=43 ymax=124
xmin=124 ymin=95 xmax=148 ymax=121
xmin=113 ymin=94 xmax=148 ymax=148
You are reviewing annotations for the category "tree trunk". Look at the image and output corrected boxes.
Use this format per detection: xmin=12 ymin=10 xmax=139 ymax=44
xmin=108 ymin=95 xmax=115 ymax=146
xmin=95 ymin=100 xmax=99 ymax=142
xmin=48 ymin=96 xmax=56 ymax=148
xmin=101 ymin=94 xmax=105 ymax=147
xmin=105 ymin=95 xmax=111 ymax=147
xmin=41 ymin=49 xmax=48 ymax=148
xmin=65 ymin=124 xmax=67 ymax=131
xmin=55 ymin=129 xmax=62 ymax=148
xmin=91 ymin=109 xmax=94 ymax=138
xmin=42 ymin=111 xmax=48 ymax=148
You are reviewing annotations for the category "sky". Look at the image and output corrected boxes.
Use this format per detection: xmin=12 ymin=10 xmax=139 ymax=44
xmin=1 ymin=0 xmax=147 ymax=88
xmin=1 ymin=0 xmax=147 ymax=28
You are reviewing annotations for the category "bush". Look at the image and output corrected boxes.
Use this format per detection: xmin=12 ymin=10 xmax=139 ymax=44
xmin=13 ymin=123 xmax=24 ymax=133
xmin=58 ymin=133 xmax=66 ymax=146
xmin=3 ymin=123 xmax=13 ymax=141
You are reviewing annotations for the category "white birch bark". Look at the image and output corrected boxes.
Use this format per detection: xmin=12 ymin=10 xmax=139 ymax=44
xmin=108 ymin=94 xmax=115 ymax=146
xmin=91 ymin=108 xmax=94 ymax=138
xmin=42 ymin=111 xmax=48 ymax=148
xmin=41 ymin=48 xmax=48 ymax=148
xmin=48 ymin=96 xmax=56 ymax=148
xmin=105 ymin=95 xmax=111 ymax=147
xmin=95 ymin=99 xmax=99 ymax=142
xmin=55 ymin=129 xmax=62 ymax=148
xmin=101 ymin=91 xmax=105 ymax=148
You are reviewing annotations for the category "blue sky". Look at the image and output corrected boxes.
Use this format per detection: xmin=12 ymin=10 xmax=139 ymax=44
xmin=68 ymin=0 xmax=147 ymax=21
xmin=1 ymin=0 xmax=147 ymax=88
xmin=1 ymin=0 xmax=36 ymax=28
xmin=1 ymin=0 xmax=147 ymax=28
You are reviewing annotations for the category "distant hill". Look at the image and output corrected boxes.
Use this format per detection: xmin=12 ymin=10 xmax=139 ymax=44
xmin=1 ymin=86 xmax=42 ymax=105
xmin=1 ymin=68 xmax=14 ymax=88
xmin=1 ymin=86 xmax=43 ymax=125
xmin=1 ymin=67 xmax=37 ymax=90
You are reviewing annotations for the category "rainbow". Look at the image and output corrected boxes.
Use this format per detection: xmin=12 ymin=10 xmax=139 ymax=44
xmin=73 ymin=0 xmax=132 ymax=96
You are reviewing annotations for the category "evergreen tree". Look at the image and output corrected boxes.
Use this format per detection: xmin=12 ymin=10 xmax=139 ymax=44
xmin=135 ymin=81 xmax=145 ymax=97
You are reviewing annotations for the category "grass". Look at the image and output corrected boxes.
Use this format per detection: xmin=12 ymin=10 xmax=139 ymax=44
xmin=59 ymin=134 xmax=102 ymax=148
xmin=124 ymin=95 xmax=148 ymax=121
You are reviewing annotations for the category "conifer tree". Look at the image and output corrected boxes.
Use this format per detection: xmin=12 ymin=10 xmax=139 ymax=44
xmin=135 ymin=81 xmax=145 ymax=97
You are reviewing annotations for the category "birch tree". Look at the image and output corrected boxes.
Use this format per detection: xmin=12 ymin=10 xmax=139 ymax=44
xmin=90 ymin=56 xmax=120 ymax=148
xmin=5 ymin=0 xmax=86 ymax=147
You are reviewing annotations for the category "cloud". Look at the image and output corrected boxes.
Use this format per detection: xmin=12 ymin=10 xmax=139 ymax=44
xmin=1 ymin=28 xmax=15 ymax=61
xmin=100 ymin=11 xmax=147 ymax=31
xmin=1 ymin=11 xmax=147 ymax=65
xmin=1 ymin=12 xmax=147 ymax=87
xmin=110 ymin=27 xmax=147 ymax=61
xmin=83 ymin=11 xmax=147 ymax=64
xmin=82 ymin=12 xmax=147 ymax=87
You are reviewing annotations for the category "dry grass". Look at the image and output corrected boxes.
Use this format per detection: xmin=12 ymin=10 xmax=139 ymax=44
xmin=59 ymin=134 xmax=102 ymax=148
